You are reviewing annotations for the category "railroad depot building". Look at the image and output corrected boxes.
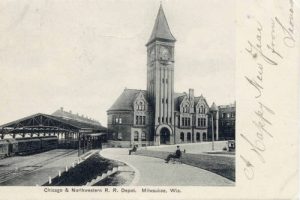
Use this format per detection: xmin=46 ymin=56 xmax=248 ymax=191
xmin=107 ymin=5 xmax=235 ymax=147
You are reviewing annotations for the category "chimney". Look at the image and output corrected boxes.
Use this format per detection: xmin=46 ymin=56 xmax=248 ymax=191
xmin=189 ymin=88 xmax=194 ymax=100
xmin=60 ymin=107 xmax=63 ymax=111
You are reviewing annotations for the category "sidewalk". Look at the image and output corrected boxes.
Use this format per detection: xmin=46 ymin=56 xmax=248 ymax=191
xmin=100 ymin=148 xmax=234 ymax=186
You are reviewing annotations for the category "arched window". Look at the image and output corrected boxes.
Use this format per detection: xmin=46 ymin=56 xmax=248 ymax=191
xmin=203 ymin=132 xmax=207 ymax=141
xmin=183 ymin=104 xmax=189 ymax=113
xmin=141 ymin=132 xmax=146 ymax=141
xmin=134 ymin=131 xmax=139 ymax=141
xmin=180 ymin=132 xmax=184 ymax=142
xmin=118 ymin=132 xmax=122 ymax=140
xmin=196 ymin=132 xmax=200 ymax=141
xmin=200 ymin=105 xmax=204 ymax=114
xmin=137 ymin=101 xmax=145 ymax=111
xmin=187 ymin=132 xmax=191 ymax=141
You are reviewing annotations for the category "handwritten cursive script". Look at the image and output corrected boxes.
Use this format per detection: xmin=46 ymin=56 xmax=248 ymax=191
xmin=241 ymin=1 xmax=295 ymax=180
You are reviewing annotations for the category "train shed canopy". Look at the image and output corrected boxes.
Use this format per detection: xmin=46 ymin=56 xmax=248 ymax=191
xmin=0 ymin=113 xmax=107 ymax=139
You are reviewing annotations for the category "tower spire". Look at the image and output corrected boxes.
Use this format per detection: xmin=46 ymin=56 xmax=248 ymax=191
xmin=146 ymin=4 xmax=176 ymax=46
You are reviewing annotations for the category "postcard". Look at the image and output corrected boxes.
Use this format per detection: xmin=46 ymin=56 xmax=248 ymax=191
xmin=0 ymin=0 xmax=298 ymax=199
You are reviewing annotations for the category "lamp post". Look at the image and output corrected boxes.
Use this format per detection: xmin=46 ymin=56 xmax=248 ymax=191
xmin=210 ymin=102 xmax=218 ymax=151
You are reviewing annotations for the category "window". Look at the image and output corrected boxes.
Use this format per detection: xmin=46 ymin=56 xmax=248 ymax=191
xmin=162 ymin=98 xmax=164 ymax=103
xmin=158 ymin=117 xmax=160 ymax=123
xmin=162 ymin=78 xmax=164 ymax=83
xmin=170 ymin=117 xmax=172 ymax=123
xmin=166 ymin=99 xmax=168 ymax=104
xmin=231 ymin=113 xmax=235 ymax=118
xmin=166 ymin=78 xmax=168 ymax=84
xmin=138 ymin=101 xmax=145 ymax=111
xmin=162 ymin=117 xmax=164 ymax=123
xmin=180 ymin=132 xmax=184 ymax=142
xmin=117 ymin=132 xmax=122 ymax=140
xmin=227 ymin=113 xmax=230 ymax=118
xmin=187 ymin=132 xmax=191 ymax=141
xmin=116 ymin=118 xmax=119 ymax=123
xmin=223 ymin=113 xmax=226 ymax=118
xmin=166 ymin=117 xmax=168 ymax=123
xmin=200 ymin=106 xmax=204 ymax=113
xmin=142 ymin=116 xmax=146 ymax=125
xmin=141 ymin=132 xmax=146 ymax=141
xmin=196 ymin=133 xmax=200 ymax=141
xmin=134 ymin=131 xmax=139 ymax=141
xmin=119 ymin=118 xmax=122 ymax=124
xmin=136 ymin=116 xmax=138 ymax=124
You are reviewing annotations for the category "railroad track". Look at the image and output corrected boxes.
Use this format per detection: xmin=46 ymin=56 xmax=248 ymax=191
xmin=0 ymin=150 xmax=77 ymax=184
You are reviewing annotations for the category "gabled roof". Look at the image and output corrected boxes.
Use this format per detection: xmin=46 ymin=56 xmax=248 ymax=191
xmin=174 ymin=92 xmax=186 ymax=111
xmin=174 ymin=92 xmax=210 ymax=111
xmin=146 ymin=4 xmax=176 ymax=46
xmin=108 ymin=89 xmax=147 ymax=111
xmin=194 ymin=95 xmax=209 ymax=108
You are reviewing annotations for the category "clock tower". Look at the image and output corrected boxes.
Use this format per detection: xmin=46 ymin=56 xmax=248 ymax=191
xmin=146 ymin=5 xmax=176 ymax=145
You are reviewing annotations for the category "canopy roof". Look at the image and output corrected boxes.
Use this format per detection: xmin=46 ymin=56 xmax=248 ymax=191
xmin=0 ymin=113 xmax=107 ymax=136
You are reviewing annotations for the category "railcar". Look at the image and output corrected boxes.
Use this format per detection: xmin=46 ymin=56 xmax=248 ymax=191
xmin=15 ymin=137 xmax=41 ymax=155
xmin=6 ymin=138 xmax=18 ymax=156
xmin=40 ymin=136 xmax=58 ymax=151
xmin=0 ymin=140 xmax=9 ymax=159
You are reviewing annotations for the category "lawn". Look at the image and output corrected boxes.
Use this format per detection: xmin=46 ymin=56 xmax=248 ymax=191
xmin=135 ymin=150 xmax=235 ymax=181
xmin=43 ymin=153 xmax=119 ymax=186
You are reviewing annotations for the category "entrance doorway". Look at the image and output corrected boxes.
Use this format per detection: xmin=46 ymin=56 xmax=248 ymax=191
xmin=160 ymin=128 xmax=170 ymax=144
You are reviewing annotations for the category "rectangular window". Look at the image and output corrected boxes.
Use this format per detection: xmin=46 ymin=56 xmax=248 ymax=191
xmin=203 ymin=118 xmax=206 ymax=126
xmin=162 ymin=98 xmax=164 ymax=103
xmin=142 ymin=116 xmax=146 ymax=125
xmin=162 ymin=78 xmax=164 ymax=83
xmin=166 ymin=117 xmax=168 ymax=123
xmin=158 ymin=117 xmax=160 ymax=123
xmin=170 ymin=117 xmax=172 ymax=123
xmin=136 ymin=116 xmax=138 ymax=124
xmin=116 ymin=118 xmax=119 ymax=123
xmin=166 ymin=78 xmax=168 ymax=84
xmin=119 ymin=118 xmax=122 ymax=124
xmin=162 ymin=117 xmax=164 ymax=123
xmin=166 ymin=99 xmax=168 ymax=104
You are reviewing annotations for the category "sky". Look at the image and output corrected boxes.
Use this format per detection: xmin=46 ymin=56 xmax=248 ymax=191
xmin=0 ymin=0 xmax=235 ymax=126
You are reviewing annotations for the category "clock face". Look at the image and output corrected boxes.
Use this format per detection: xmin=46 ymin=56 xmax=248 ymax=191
xmin=159 ymin=46 xmax=170 ymax=61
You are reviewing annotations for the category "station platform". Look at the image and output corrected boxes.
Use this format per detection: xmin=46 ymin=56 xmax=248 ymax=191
xmin=0 ymin=149 xmax=81 ymax=186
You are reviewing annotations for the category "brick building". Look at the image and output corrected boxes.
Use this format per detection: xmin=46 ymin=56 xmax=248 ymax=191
xmin=107 ymin=5 xmax=235 ymax=147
